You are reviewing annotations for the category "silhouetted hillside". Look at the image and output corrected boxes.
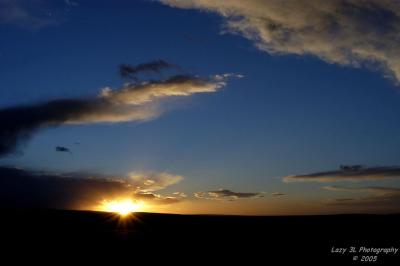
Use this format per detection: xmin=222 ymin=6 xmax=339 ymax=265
xmin=0 ymin=208 xmax=399 ymax=264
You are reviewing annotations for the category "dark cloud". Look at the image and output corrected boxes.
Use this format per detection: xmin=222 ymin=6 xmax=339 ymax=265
xmin=271 ymin=192 xmax=285 ymax=197
xmin=161 ymin=0 xmax=400 ymax=83
xmin=0 ymin=166 xmax=128 ymax=210
xmin=0 ymin=166 xmax=185 ymax=210
xmin=284 ymin=166 xmax=400 ymax=182
xmin=55 ymin=146 xmax=71 ymax=154
xmin=194 ymin=189 xmax=264 ymax=201
xmin=0 ymin=98 xmax=99 ymax=157
xmin=0 ymin=69 xmax=230 ymax=157
xmin=119 ymin=60 xmax=181 ymax=81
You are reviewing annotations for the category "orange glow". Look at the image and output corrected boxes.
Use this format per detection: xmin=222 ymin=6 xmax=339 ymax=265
xmin=99 ymin=199 xmax=144 ymax=216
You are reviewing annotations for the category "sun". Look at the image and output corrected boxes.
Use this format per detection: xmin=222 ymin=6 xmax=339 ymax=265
xmin=99 ymin=199 xmax=143 ymax=216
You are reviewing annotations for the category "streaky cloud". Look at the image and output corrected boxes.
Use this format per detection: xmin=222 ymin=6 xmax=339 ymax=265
xmin=195 ymin=189 xmax=264 ymax=201
xmin=283 ymin=166 xmax=400 ymax=182
xmin=322 ymin=185 xmax=400 ymax=211
xmin=0 ymin=66 xmax=235 ymax=157
xmin=323 ymin=185 xmax=400 ymax=195
xmin=99 ymin=75 xmax=227 ymax=105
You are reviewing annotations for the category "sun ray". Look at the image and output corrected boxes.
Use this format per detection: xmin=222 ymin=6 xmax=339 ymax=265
xmin=99 ymin=199 xmax=144 ymax=216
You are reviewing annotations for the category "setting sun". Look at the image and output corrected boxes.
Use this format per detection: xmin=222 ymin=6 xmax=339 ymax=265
xmin=99 ymin=199 xmax=144 ymax=216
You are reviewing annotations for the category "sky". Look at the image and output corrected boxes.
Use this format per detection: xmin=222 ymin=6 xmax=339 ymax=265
xmin=1 ymin=0 xmax=400 ymax=215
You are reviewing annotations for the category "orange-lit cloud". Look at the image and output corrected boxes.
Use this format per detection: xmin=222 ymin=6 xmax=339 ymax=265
xmin=128 ymin=171 xmax=183 ymax=192
xmin=99 ymin=75 xmax=226 ymax=106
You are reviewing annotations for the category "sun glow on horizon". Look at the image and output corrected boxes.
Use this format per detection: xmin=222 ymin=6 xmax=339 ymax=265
xmin=99 ymin=199 xmax=144 ymax=216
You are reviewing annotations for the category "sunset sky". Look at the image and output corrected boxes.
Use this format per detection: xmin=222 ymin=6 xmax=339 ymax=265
xmin=1 ymin=0 xmax=400 ymax=215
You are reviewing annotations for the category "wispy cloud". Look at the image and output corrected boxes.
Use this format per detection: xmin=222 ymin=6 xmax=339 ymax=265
xmin=64 ymin=0 xmax=78 ymax=8
xmin=0 ymin=166 xmax=185 ymax=210
xmin=283 ymin=166 xmax=400 ymax=182
xmin=160 ymin=0 xmax=400 ymax=83
xmin=322 ymin=185 xmax=400 ymax=209
xmin=127 ymin=171 xmax=183 ymax=192
xmin=0 ymin=61 xmax=237 ymax=157
xmin=194 ymin=189 xmax=264 ymax=201
xmin=0 ymin=0 xmax=60 ymax=29
xmin=324 ymin=185 xmax=400 ymax=195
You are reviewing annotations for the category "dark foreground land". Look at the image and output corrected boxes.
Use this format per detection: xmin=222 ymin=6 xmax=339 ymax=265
xmin=0 ymin=209 xmax=399 ymax=264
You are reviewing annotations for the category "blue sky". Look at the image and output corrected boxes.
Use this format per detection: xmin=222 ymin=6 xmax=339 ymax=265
xmin=1 ymin=0 xmax=400 ymax=214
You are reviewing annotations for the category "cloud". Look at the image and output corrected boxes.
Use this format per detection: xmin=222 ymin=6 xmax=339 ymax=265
xmin=271 ymin=192 xmax=285 ymax=196
xmin=64 ymin=0 xmax=78 ymax=7
xmin=127 ymin=171 xmax=183 ymax=192
xmin=55 ymin=146 xmax=72 ymax=154
xmin=160 ymin=0 xmax=400 ymax=83
xmin=0 ymin=166 xmax=185 ymax=210
xmin=322 ymin=185 xmax=400 ymax=208
xmin=0 ymin=64 xmax=234 ymax=157
xmin=283 ymin=166 xmax=400 ymax=182
xmin=119 ymin=60 xmax=181 ymax=81
xmin=99 ymin=75 xmax=226 ymax=105
xmin=194 ymin=189 xmax=264 ymax=201
xmin=134 ymin=191 xmax=185 ymax=205
xmin=0 ymin=0 xmax=58 ymax=29
xmin=323 ymin=185 xmax=400 ymax=195
xmin=127 ymin=171 xmax=186 ymax=205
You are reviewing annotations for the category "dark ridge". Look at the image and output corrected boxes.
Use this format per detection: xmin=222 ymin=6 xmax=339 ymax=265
xmin=0 ymin=208 xmax=399 ymax=264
